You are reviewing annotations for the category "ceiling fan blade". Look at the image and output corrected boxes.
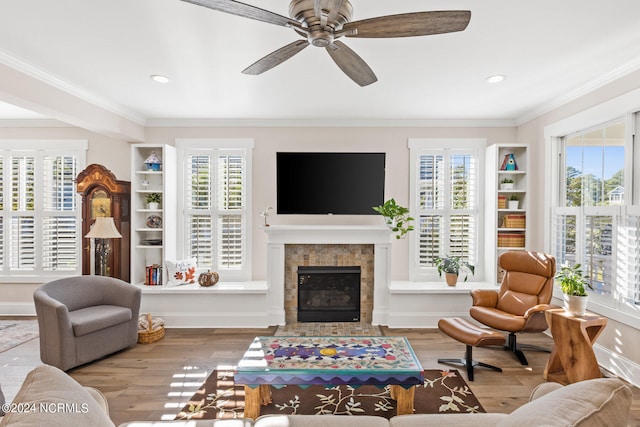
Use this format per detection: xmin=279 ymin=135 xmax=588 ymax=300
xmin=344 ymin=11 xmax=471 ymax=38
xmin=326 ymin=41 xmax=377 ymax=87
xmin=181 ymin=0 xmax=297 ymax=28
xmin=242 ymin=40 xmax=309 ymax=75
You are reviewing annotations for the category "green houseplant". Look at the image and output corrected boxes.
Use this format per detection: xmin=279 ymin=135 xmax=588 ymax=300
xmin=145 ymin=192 xmax=162 ymax=209
xmin=372 ymin=198 xmax=414 ymax=239
xmin=435 ymin=255 xmax=475 ymax=286
xmin=556 ymin=263 xmax=593 ymax=316
xmin=500 ymin=177 xmax=515 ymax=190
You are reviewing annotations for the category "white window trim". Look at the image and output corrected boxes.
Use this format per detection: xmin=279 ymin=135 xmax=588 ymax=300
xmin=0 ymin=139 xmax=87 ymax=283
xmin=544 ymin=88 xmax=640 ymax=329
xmin=408 ymin=138 xmax=486 ymax=282
xmin=175 ymin=138 xmax=253 ymax=281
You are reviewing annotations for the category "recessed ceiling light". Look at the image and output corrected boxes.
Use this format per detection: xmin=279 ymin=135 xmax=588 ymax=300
xmin=486 ymin=74 xmax=506 ymax=83
xmin=149 ymin=74 xmax=170 ymax=84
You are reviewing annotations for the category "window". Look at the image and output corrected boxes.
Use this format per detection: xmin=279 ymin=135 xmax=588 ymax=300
xmin=0 ymin=140 xmax=87 ymax=280
xmin=176 ymin=139 xmax=253 ymax=281
xmin=550 ymin=116 xmax=640 ymax=321
xmin=408 ymin=139 xmax=484 ymax=281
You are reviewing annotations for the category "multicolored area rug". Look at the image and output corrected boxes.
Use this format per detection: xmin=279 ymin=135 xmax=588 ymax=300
xmin=176 ymin=369 xmax=484 ymax=420
xmin=0 ymin=320 xmax=39 ymax=353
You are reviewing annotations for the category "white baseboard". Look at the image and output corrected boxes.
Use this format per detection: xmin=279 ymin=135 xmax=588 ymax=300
xmin=0 ymin=302 xmax=36 ymax=316
xmin=594 ymin=343 xmax=640 ymax=388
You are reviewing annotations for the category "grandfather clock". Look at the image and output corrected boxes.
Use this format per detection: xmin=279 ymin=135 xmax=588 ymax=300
xmin=76 ymin=164 xmax=131 ymax=281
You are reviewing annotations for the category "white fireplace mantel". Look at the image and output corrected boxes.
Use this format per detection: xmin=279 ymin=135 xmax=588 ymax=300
xmin=264 ymin=225 xmax=393 ymax=325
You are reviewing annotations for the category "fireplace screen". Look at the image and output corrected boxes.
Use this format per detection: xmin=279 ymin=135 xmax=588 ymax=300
xmin=297 ymin=266 xmax=361 ymax=322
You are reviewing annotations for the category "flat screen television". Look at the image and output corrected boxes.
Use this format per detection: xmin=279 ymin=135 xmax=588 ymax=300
xmin=277 ymin=152 xmax=385 ymax=215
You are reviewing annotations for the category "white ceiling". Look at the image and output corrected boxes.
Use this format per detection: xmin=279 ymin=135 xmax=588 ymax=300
xmin=1 ymin=0 xmax=640 ymax=128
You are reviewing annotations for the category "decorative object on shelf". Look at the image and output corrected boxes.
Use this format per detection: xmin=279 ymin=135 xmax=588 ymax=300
xmin=508 ymin=194 xmax=519 ymax=209
xmin=141 ymin=239 xmax=162 ymax=246
xmin=165 ymin=257 xmax=198 ymax=287
xmin=145 ymin=215 xmax=162 ymax=229
xmin=500 ymin=153 xmax=518 ymax=170
xmin=497 ymin=233 xmax=525 ymax=247
xmin=503 ymin=214 xmax=525 ymax=228
xmin=372 ymin=198 xmax=414 ymax=239
xmin=500 ymin=178 xmax=514 ymax=190
xmin=144 ymin=151 xmax=162 ymax=171
xmin=435 ymin=255 xmax=475 ymax=286
xmin=260 ymin=206 xmax=273 ymax=227
xmin=556 ymin=263 xmax=593 ymax=317
xmin=145 ymin=192 xmax=162 ymax=210
xmin=141 ymin=177 xmax=150 ymax=188
xmin=498 ymin=195 xmax=506 ymax=209
xmin=198 ymin=270 xmax=220 ymax=287
xmin=85 ymin=217 xmax=123 ymax=276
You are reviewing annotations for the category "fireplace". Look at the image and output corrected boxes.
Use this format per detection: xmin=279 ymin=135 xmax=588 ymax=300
xmin=297 ymin=266 xmax=361 ymax=322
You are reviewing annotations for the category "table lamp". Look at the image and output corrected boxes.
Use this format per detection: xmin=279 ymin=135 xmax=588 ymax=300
xmin=85 ymin=217 xmax=122 ymax=276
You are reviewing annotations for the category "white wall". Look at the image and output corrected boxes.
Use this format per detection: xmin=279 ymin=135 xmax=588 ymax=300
xmin=145 ymin=125 xmax=517 ymax=281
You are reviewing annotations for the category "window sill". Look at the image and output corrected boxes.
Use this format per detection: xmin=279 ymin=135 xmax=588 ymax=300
xmin=389 ymin=281 xmax=497 ymax=294
xmin=135 ymin=281 xmax=268 ymax=294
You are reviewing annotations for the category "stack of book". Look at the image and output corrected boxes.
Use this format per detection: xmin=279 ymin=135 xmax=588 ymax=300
xmin=145 ymin=264 xmax=163 ymax=285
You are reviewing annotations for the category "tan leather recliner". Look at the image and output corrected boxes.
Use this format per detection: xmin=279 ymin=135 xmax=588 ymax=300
xmin=470 ymin=250 xmax=557 ymax=365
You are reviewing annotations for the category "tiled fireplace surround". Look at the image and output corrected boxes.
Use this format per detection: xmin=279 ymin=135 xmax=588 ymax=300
xmin=264 ymin=225 xmax=392 ymax=326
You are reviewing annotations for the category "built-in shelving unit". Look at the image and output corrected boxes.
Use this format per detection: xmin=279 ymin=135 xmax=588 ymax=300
xmin=485 ymin=144 xmax=529 ymax=284
xmin=130 ymin=144 xmax=176 ymax=286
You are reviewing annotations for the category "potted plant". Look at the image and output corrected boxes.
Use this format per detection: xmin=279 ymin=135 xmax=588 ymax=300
xmin=508 ymin=194 xmax=519 ymax=209
xmin=500 ymin=178 xmax=514 ymax=190
xmin=435 ymin=255 xmax=475 ymax=286
xmin=145 ymin=192 xmax=162 ymax=210
xmin=372 ymin=198 xmax=414 ymax=239
xmin=556 ymin=263 xmax=593 ymax=316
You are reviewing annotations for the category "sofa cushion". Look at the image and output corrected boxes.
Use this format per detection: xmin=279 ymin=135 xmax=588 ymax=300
xmin=255 ymin=415 xmax=389 ymax=427
xmin=497 ymin=377 xmax=632 ymax=427
xmin=1 ymin=364 xmax=114 ymax=427
xmin=70 ymin=305 xmax=132 ymax=337
xmin=390 ymin=413 xmax=507 ymax=427
xmin=118 ymin=421 xmax=252 ymax=427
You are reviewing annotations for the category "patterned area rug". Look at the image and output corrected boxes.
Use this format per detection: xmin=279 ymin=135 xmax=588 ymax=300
xmin=0 ymin=320 xmax=39 ymax=353
xmin=176 ymin=369 xmax=484 ymax=420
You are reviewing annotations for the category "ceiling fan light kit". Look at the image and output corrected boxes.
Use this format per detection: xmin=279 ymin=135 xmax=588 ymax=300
xmin=182 ymin=0 xmax=471 ymax=86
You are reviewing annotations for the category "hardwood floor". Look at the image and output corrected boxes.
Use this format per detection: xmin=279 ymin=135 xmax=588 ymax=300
xmin=1 ymin=326 xmax=640 ymax=426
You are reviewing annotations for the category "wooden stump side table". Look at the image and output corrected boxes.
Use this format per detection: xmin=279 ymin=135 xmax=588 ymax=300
xmin=543 ymin=308 xmax=607 ymax=385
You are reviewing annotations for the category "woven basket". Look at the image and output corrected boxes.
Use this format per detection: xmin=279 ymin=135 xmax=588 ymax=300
xmin=504 ymin=214 xmax=526 ymax=228
xmin=498 ymin=233 xmax=525 ymax=248
xmin=137 ymin=313 xmax=165 ymax=344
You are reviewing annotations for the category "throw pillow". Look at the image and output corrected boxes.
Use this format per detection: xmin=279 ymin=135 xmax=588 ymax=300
xmin=165 ymin=258 xmax=197 ymax=287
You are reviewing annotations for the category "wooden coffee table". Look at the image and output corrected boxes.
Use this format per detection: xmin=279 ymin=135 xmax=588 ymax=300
xmin=235 ymin=336 xmax=424 ymax=419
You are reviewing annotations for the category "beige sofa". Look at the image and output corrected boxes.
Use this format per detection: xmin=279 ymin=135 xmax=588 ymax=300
xmin=0 ymin=364 xmax=632 ymax=427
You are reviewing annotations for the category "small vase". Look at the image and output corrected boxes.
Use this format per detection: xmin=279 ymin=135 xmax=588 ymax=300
xmin=564 ymin=294 xmax=589 ymax=316
xmin=147 ymin=202 xmax=159 ymax=210
xmin=508 ymin=200 xmax=519 ymax=210
xmin=445 ymin=273 xmax=458 ymax=286
xmin=500 ymin=183 xmax=514 ymax=190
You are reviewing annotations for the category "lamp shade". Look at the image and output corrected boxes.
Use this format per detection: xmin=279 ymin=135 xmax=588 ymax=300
xmin=85 ymin=217 xmax=122 ymax=239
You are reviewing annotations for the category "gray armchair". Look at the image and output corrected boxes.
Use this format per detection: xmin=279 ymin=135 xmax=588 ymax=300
xmin=34 ymin=275 xmax=141 ymax=371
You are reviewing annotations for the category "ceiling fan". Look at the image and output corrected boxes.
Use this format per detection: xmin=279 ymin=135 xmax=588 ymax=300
xmin=181 ymin=0 xmax=471 ymax=86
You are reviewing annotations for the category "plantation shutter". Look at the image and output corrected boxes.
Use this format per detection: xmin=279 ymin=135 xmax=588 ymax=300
xmin=417 ymin=150 xmax=477 ymax=266
xmin=42 ymin=155 xmax=78 ymax=271
xmin=186 ymin=154 xmax=213 ymax=266
xmin=184 ymin=150 xmax=246 ymax=272
xmin=10 ymin=156 xmax=35 ymax=270
xmin=217 ymin=154 xmax=244 ymax=270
